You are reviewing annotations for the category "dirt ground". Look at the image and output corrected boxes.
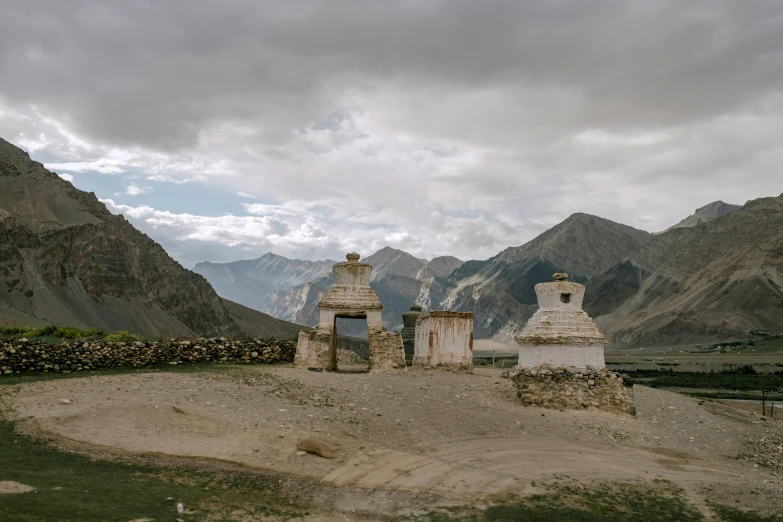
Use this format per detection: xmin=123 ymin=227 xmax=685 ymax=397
xmin=2 ymin=365 xmax=782 ymax=520
xmin=0 ymin=481 xmax=35 ymax=494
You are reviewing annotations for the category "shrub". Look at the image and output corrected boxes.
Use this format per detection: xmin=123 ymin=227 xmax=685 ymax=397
xmin=104 ymin=330 xmax=143 ymax=342
xmin=0 ymin=324 xmax=107 ymax=340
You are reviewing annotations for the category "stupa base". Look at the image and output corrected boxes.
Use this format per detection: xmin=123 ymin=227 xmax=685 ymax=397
xmin=517 ymin=343 xmax=605 ymax=370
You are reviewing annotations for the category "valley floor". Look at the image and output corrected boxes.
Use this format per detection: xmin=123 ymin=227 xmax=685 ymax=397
xmin=1 ymin=364 xmax=781 ymax=520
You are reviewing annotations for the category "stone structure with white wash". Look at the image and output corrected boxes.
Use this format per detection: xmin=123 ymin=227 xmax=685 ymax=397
xmin=294 ymin=253 xmax=405 ymax=371
xmin=413 ymin=311 xmax=473 ymax=371
xmin=515 ymin=273 xmax=607 ymax=369
xmin=510 ymin=273 xmax=634 ymax=415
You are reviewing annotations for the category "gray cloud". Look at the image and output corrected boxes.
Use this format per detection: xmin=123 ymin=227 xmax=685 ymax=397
xmin=1 ymin=0 xmax=782 ymax=263
xmin=2 ymin=0 xmax=782 ymax=147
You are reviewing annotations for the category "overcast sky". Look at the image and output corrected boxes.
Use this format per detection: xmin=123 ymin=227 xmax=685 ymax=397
xmin=1 ymin=1 xmax=782 ymax=267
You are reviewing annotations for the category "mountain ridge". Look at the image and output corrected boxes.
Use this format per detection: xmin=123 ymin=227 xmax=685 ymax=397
xmin=585 ymin=194 xmax=783 ymax=348
xmin=0 ymin=136 xmax=300 ymax=338
xmin=198 ymin=216 xmax=651 ymax=339
xmin=660 ymin=200 xmax=741 ymax=233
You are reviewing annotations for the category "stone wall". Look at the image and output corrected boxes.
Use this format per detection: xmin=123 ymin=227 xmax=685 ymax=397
xmin=367 ymin=328 xmax=406 ymax=370
xmin=294 ymin=329 xmax=331 ymax=369
xmin=505 ymin=364 xmax=635 ymax=415
xmin=0 ymin=337 xmax=297 ymax=375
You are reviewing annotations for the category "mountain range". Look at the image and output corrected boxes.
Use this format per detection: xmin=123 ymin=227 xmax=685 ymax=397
xmin=204 ymin=215 xmax=652 ymax=340
xmin=195 ymin=247 xmax=465 ymax=336
xmin=0 ymin=137 xmax=301 ymax=339
xmin=3 ymin=134 xmax=778 ymax=349
xmin=196 ymin=195 xmax=781 ymax=349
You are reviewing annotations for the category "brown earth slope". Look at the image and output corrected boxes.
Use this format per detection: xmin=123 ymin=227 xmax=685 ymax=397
xmin=585 ymin=195 xmax=783 ymax=348
xmin=0 ymin=136 xmax=300 ymax=338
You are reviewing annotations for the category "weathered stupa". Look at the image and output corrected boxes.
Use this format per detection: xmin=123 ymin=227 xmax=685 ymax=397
xmin=294 ymin=253 xmax=405 ymax=371
xmin=509 ymin=273 xmax=634 ymax=415
xmin=516 ymin=273 xmax=607 ymax=369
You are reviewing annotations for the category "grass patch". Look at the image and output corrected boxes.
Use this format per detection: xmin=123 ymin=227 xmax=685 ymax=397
xmin=0 ymin=324 xmax=108 ymax=342
xmin=405 ymin=482 xmax=705 ymax=521
xmin=103 ymin=329 xmax=144 ymax=342
xmin=750 ymin=336 xmax=783 ymax=353
xmin=709 ymin=503 xmax=781 ymax=522
xmin=0 ymin=324 xmax=151 ymax=343
xmin=625 ymin=370 xmax=783 ymax=392
xmin=0 ymin=362 xmax=247 ymax=387
xmin=0 ymin=417 xmax=303 ymax=521
xmin=407 ymin=483 xmax=778 ymax=521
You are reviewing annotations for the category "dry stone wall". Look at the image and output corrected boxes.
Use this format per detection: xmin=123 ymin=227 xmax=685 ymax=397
xmin=505 ymin=364 xmax=635 ymax=415
xmin=367 ymin=329 xmax=406 ymax=370
xmin=0 ymin=337 xmax=296 ymax=375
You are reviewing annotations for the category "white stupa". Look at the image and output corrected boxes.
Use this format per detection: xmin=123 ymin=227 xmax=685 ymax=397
xmin=516 ymin=273 xmax=607 ymax=369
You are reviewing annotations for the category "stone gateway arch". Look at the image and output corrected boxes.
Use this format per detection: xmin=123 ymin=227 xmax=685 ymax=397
xmin=294 ymin=253 xmax=406 ymax=371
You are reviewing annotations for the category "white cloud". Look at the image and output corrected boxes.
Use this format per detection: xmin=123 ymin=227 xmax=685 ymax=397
xmin=58 ymin=173 xmax=74 ymax=182
xmin=124 ymin=183 xmax=151 ymax=196
xmin=49 ymin=160 xmax=125 ymax=174
xmin=2 ymin=2 xmax=783 ymax=265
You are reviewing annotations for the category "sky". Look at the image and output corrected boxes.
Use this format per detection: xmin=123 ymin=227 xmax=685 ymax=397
xmin=1 ymin=1 xmax=782 ymax=268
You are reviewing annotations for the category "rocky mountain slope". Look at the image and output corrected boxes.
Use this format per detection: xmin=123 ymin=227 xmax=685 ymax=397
xmin=197 ymin=247 xmax=465 ymax=333
xmin=220 ymin=299 xmax=302 ymax=339
xmin=0 ymin=136 xmax=300 ymax=338
xmin=585 ymin=195 xmax=783 ymax=348
xmin=661 ymin=200 xmax=741 ymax=233
xmin=193 ymin=253 xmax=335 ymax=310
xmin=441 ymin=213 xmax=653 ymax=339
xmin=267 ymin=249 xmax=465 ymax=332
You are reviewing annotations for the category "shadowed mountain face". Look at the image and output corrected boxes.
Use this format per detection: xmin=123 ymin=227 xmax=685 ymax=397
xmin=585 ymin=195 xmax=783 ymax=348
xmin=660 ymin=201 xmax=741 ymax=233
xmin=0 ymin=137 xmax=300 ymax=338
xmin=442 ymin=213 xmax=653 ymax=339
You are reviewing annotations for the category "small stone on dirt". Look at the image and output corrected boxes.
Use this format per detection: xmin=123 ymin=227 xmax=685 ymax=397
xmin=297 ymin=438 xmax=337 ymax=459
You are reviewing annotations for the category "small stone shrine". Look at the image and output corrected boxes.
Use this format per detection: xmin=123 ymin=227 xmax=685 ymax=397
xmin=401 ymin=305 xmax=423 ymax=365
xmin=509 ymin=273 xmax=634 ymax=415
xmin=294 ymin=253 xmax=405 ymax=371
xmin=413 ymin=311 xmax=474 ymax=371
xmin=515 ymin=273 xmax=607 ymax=369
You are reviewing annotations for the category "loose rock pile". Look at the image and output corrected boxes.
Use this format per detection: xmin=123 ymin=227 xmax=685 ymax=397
xmin=505 ymin=364 xmax=635 ymax=415
xmin=0 ymin=338 xmax=296 ymax=375
xmin=744 ymin=432 xmax=783 ymax=471
xmin=336 ymin=349 xmax=367 ymax=364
